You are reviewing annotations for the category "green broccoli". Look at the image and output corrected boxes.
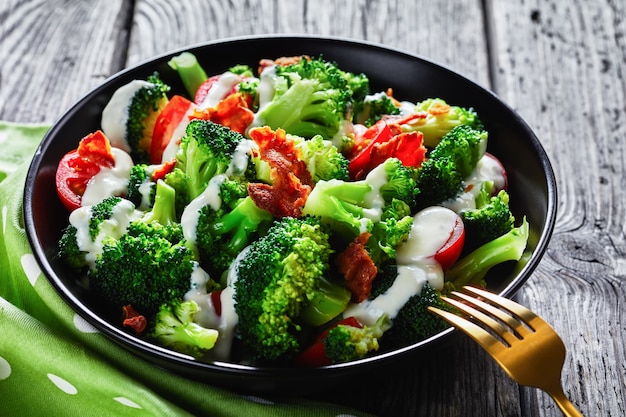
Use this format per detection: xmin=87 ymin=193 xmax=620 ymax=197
xmin=461 ymin=188 xmax=515 ymax=252
xmin=354 ymin=92 xmax=400 ymax=127
xmin=428 ymin=124 xmax=488 ymax=178
xmin=127 ymin=164 xmax=156 ymax=209
xmin=294 ymin=134 xmax=350 ymax=182
xmin=163 ymin=167 xmax=191 ymax=219
xmin=382 ymin=282 xmax=455 ymax=347
xmin=58 ymin=196 xmax=137 ymax=270
xmin=168 ymin=52 xmax=209 ymax=99
xmin=322 ymin=313 xmax=391 ymax=364
xmin=403 ymin=98 xmax=482 ymax=148
xmin=196 ymin=194 xmax=273 ymax=278
xmin=414 ymin=125 xmax=488 ymax=209
xmin=302 ymin=157 xmax=417 ymax=239
xmin=233 ymin=216 xmax=348 ymax=361
xmin=149 ymin=300 xmax=218 ymax=358
xmin=176 ymin=119 xmax=245 ymax=199
xmin=444 ymin=217 xmax=530 ymax=291
xmin=253 ymin=56 xmax=366 ymax=140
xmin=88 ymin=180 xmax=198 ymax=316
xmin=125 ymin=73 xmax=171 ymax=163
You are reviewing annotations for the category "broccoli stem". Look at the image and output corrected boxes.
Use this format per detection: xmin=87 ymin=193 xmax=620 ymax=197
xmin=211 ymin=196 xmax=273 ymax=254
xmin=168 ymin=52 xmax=208 ymax=99
xmin=298 ymin=276 xmax=352 ymax=326
xmin=140 ymin=179 xmax=177 ymax=225
xmin=445 ymin=217 xmax=529 ymax=290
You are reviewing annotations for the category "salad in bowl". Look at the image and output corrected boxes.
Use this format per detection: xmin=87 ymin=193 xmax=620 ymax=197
xmin=53 ymin=51 xmax=530 ymax=368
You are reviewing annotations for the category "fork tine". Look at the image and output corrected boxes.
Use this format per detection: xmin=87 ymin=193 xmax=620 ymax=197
xmin=428 ymin=306 xmax=505 ymax=352
xmin=450 ymin=291 xmax=532 ymax=339
xmin=462 ymin=286 xmax=537 ymax=326
xmin=441 ymin=296 xmax=519 ymax=346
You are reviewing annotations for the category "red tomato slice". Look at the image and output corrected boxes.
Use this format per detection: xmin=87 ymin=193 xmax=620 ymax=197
xmin=55 ymin=130 xmax=114 ymax=211
xmin=150 ymin=95 xmax=194 ymax=164
xmin=434 ymin=213 xmax=465 ymax=270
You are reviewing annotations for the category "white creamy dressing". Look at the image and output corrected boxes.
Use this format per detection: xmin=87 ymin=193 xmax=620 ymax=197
xmin=101 ymin=80 xmax=153 ymax=152
xmin=246 ymin=65 xmax=277 ymax=132
xmin=180 ymin=174 xmax=227 ymax=247
xmin=198 ymin=71 xmax=242 ymax=110
xmin=442 ymin=153 xmax=507 ymax=213
xmin=343 ymin=206 xmax=458 ymax=326
xmin=69 ymin=198 xmax=139 ymax=268
xmin=81 ymin=148 xmax=134 ymax=206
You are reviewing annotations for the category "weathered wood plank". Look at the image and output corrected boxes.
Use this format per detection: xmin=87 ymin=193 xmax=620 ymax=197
xmin=0 ymin=0 xmax=132 ymax=123
xmin=487 ymin=0 xmax=626 ymax=416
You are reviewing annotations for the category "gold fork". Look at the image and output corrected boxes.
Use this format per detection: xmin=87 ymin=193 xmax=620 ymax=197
xmin=428 ymin=285 xmax=583 ymax=417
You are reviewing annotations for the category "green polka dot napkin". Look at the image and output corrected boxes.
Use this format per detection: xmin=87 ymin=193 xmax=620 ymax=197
xmin=0 ymin=121 xmax=374 ymax=417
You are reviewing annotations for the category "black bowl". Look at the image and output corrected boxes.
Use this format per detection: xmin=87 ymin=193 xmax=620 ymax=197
xmin=23 ymin=35 xmax=557 ymax=393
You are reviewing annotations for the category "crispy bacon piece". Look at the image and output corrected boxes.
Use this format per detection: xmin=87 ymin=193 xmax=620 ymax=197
xmin=257 ymin=55 xmax=310 ymax=74
xmin=122 ymin=305 xmax=147 ymax=335
xmin=247 ymin=126 xmax=313 ymax=218
xmin=191 ymin=92 xmax=254 ymax=134
xmin=336 ymin=233 xmax=378 ymax=303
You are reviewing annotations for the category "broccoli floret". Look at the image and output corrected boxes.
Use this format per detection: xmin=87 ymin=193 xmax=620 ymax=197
xmin=461 ymin=189 xmax=515 ymax=252
xmin=253 ymin=56 xmax=365 ymax=140
xmin=414 ymin=156 xmax=463 ymax=209
xmin=126 ymin=73 xmax=171 ymax=163
xmin=303 ymin=157 xmax=417 ymax=239
xmin=127 ymin=164 xmax=155 ymax=209
xmin=322 ymin=313 xmax=391 ymax=364
xmin=88 ymin=180 xmax=198 ymax=316
xmin=444 ymin=217 xmax=529 ymax=291
xmin=429 ymin=125 xmax=488 ymax=178
xmin=301 ymin=177 xmax=375 ymax=236
xmin=377 ymin=157 xmax=419 ymax=207
xmin=168 ymin=52 xmax=208 ymax=98
xmin=414 ymin=125 xmax=487 ymax=209
xmin=149 ymin=300 xmax=218 ymax=358
xmin=163 ymin=167 xmax=191 ymax=218
xmin=403 ymin=98 xmax=483 ymax=148
xmin=58 ymin=196 xmax=136 ymax=270
xmin=233 ymin=216 xmax=342 ymax=361
xmin=354 ymin=92 xmax=401 ymax=127
xmin=294 ymin=134 xmax=350 ymax=182
xmin=387 ymin=282 xmax=455 ymax=347
xmin=176 ymin=119 xmax=245 ymax=199
xmin=196 ymin=195 xmax=273 ymax=278
xmin=58 ymin=225 xmax=87 ymax=270
xmin=368 ymin=204 xmax=414 ymax=266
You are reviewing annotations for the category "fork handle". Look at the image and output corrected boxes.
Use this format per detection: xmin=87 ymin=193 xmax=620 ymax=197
xmin=548 ymin=387 xmax=583 ymax=417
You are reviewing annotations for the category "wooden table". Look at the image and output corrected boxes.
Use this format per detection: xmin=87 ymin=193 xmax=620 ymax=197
xmin=2 ymin=1 xmax=624 ymax=415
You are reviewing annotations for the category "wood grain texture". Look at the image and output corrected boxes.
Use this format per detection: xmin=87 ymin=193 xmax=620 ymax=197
xmin=1 ymin=0 xmax=624 ymax=415
xmin=488 ymin=1 xmax=626 ymax=415
xmin=0 ymin=0 xmax=133 ymax=123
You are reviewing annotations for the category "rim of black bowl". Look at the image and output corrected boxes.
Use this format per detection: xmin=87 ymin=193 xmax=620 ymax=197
xmin=23 ymin=34 xmax=558 ymax=390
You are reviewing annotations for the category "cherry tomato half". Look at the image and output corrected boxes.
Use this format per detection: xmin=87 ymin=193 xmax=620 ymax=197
xmin=434 ymin=213 xmax=465 ymax=270
xmin=150 ymin=95 xmax=194 ymax=164
xmin=55 ymin=130 xmax=115 ymax=211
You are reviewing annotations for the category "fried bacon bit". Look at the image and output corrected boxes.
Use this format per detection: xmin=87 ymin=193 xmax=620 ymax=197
xmin=247 ymin=126 xmax=313 ymax=218
xmin=191 ymin=92 xmax=254 ymax=134
xmin=122 ymin=305 xmax=147 ymax=335
xmin=257 ymin=55 xmax=310 ymax=74
xmin=427 ymin=101 xmax=451 ymax=115
xmin=369 ymin=130 xmax=427 ymax=169
xmin=151 ymin=159 xmax=177 ymax=182
xmin=336 ymin=233 xmax=378 ymax=303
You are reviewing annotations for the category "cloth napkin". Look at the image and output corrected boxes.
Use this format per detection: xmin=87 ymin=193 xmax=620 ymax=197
xmin=0 ymin=121 xmax=374 ymax=417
